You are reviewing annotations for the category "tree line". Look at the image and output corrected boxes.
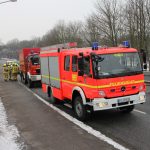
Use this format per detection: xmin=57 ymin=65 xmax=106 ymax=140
xmin=0 ymin=0 xmax=150 ymax=63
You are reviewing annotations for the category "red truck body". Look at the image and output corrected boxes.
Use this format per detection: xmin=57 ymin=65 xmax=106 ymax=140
xmin=19 ymin=48 xmax=41 ymax=88
xmin=40 ymin=42 xmax=146 ymax=120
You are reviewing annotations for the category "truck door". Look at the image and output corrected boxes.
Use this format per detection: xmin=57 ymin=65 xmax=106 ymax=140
xmin=71 ymin=55 xmax=78 ymax=80
xmin=62 ymin=55 xmax=72 ymax=99
xmin=78 ymin=56 xmax=95 ymax=98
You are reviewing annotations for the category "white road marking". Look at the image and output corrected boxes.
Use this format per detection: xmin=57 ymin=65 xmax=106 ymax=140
xmin=19 ymin=82 xmax=129 ymax=150
xmin=134 ymin=109 xmax=146 ymax=115
xmin=0 ymin=98 xmax=23 ymax=150
xmin=64 ymin=103 xmax=72 ymax=109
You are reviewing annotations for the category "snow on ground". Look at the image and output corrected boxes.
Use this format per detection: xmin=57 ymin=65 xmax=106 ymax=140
xmin=0 ymin=98 xmax=23 ymax=150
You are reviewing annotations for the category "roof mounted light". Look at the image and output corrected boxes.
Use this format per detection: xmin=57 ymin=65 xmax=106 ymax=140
xmin=122 ymin=41 xmax=130 ymax=48
xmin=92 ymin=42 xmax=99 ymax=50
xmin=68 ymin=42 xmax=77 ymax=48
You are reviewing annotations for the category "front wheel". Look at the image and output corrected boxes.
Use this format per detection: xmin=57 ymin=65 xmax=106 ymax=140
xmin=20 ymin=72 xmax=23 ymax=82
xmin=119 ymin=105 xmax=135 ymax=113
xmin=74 ymin=96 xmax=87 ymax=121
xmin=21 ymin=73 xmax=28 ymax=84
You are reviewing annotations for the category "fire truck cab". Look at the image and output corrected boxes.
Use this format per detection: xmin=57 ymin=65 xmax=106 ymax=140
xmin=40 ymin=42 xmax=146 ymax=120
xmin=19 ymin=48 xmax=41 ymax=88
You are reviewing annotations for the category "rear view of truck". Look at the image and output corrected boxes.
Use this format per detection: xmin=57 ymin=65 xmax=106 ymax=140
xmin=19 ymin=48 xmax=41 ymax=88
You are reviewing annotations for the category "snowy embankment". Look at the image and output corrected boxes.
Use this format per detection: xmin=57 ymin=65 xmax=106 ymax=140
xmin=0 ymin=98 xmax=23 ymax=150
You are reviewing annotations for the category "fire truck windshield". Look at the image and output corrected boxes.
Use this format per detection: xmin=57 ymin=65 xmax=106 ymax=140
xmin=93 ymin=52 xmax=142 ymax=79
xmin=31 ymin=55 xmax=40 ymax=65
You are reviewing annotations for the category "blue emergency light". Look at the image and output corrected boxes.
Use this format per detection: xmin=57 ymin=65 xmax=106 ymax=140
xmin=92 ymin=42 xmax=99 ymax=50
xmin=122 ymin=41 xmax=130 ymax=48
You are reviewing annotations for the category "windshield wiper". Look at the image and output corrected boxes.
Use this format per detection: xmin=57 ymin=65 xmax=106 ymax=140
xmin=116 ymin=70 xmax=143 ymax=76
xmin=98 ymin=73 xmax=121 ymax=79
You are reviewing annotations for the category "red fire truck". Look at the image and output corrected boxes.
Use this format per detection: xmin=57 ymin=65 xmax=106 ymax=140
xmin=19 ymin=48 xmax=41 ymax=88
xmin=40 ymin=42 xmax=146 ymax=120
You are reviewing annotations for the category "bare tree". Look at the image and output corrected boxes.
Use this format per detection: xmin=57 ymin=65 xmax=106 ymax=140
xmin=125 ymin=0 xmax=150 ymax=50
xmin=82 ymin=14 xmax=102 ymax=46
xmin=91 ymin=0 xmax=123 ymax=46
xmin=66 ymin=21 xmax=83 ymax=47
xmin=41 ymin=20 xmax=84 ymax=47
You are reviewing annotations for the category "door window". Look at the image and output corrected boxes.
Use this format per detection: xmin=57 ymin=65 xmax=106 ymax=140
xmin=64 ymin=55 xmax=70 ymax=71
xmin=84 ymin=57 xmax=90 ymax=75
xmin=72 ymin=56 xmax=78 ymax=72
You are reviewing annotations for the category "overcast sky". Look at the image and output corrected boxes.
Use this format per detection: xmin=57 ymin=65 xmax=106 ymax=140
xmin=0 ymin=0 xmax=95 ymax=44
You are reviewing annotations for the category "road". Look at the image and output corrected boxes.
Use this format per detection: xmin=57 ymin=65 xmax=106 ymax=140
xmin=0 ymin=66 xmax=150 ymax=150
xmin=0 ymin=69 xmax=115 ymax=150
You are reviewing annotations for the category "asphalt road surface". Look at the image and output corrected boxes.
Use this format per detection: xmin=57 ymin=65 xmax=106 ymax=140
xmin=0 ymin=67 xmax=150 ymax=150
xmin=0 ymin=69 xmax=115 ymax=150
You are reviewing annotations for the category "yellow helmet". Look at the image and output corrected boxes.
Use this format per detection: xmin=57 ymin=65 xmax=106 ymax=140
xmin=3 ymin=64 xmax=6 ymax=67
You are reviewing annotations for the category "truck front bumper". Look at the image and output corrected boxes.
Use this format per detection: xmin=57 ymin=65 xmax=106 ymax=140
xmin=88 ymin=92 xmax=146 ymax=111
xmin=30 ymin=75 xmax=41 ymax=81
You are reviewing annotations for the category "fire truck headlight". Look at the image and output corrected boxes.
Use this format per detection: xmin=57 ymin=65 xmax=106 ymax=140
xmin=139 ymin=95 xmax=145 ymax=102
xmin=139 ymin=85 xmax=144 ymax=91
xmin=99 ymin=91 xmax=106 ymax=97
xmin=99 ymin=102 xmax=108 ymax=108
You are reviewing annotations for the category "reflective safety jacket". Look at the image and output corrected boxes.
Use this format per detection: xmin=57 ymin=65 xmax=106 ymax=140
xmin=12 ymin=65 xmax=19 ymax=74
xmin=3 ymin=66 xmax=9 ymax=73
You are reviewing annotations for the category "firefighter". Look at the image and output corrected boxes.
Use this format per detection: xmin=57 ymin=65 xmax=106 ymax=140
xmin=2 ymin=64 xmax=9 ymax=81
xmin=11 ymin=63 xmax=19 ymax=81
xmin=6 ymin=63 xmax=12 ymax=80
xmin=8 ymin=63 xmax=12 ymax=80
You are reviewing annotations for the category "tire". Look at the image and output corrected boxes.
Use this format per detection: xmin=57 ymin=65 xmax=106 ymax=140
xmin=119 ymin=105 xmax=135 ymax=113
xmin=48 ymin=88 xmax=58 ymax=104
xmin=24 ymin=74 xmax=28 ymax=84
xmin=20 ymin=72 xmax=24 ymax=83
xmin=21 ymin=73 xmax=27 ymax=84
xmin=74 ymin=96 xmax=87 ymax=121
xmin=27 ymin=77 xmax=33 ymax=88
xmin=20 ymin=73 xmax=23 ymax=82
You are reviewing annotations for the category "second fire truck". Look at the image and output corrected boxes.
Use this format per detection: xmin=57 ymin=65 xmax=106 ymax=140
xmin=40 ymin=42 xmax=146 ymax=120
xmin=19 ymin=48 xmax=41 ymax=88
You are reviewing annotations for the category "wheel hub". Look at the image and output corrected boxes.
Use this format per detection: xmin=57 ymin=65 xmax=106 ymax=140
xmin=75 ymin=101 xmax=83 ymax=117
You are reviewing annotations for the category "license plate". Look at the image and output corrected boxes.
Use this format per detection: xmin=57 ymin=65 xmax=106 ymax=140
xmin=118 ymin=98 xmax=130 ymax=103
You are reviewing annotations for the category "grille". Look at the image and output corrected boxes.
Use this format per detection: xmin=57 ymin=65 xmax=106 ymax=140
xmin=118 ymin=102 xmax=129 ymax=106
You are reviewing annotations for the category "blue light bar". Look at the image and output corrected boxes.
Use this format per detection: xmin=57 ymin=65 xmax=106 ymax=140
xmin=122 ymin=41 xmax=130 ymax=48
xmin=92 ymin=42 xmax=99 ymax=50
